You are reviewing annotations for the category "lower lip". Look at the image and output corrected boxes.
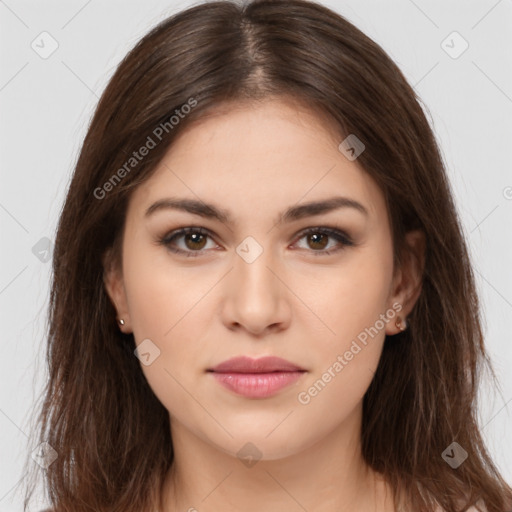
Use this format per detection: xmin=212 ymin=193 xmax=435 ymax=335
xmin=210 ymin=371 xmax=305 ymax=398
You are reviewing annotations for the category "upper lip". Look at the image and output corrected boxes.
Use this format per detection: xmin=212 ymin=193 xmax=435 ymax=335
xmin=208 ymin=356 xmax=306 ymax=373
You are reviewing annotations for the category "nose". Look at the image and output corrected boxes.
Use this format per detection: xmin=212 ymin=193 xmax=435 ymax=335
xmin=220 ymin=242 xmax=291 ymax=337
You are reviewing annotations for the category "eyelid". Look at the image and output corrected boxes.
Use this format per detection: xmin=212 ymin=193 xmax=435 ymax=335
xmin=159 ymin=226 xmax=219 ymax=256
xmin=293 ymin=226 xmax=353 ymax=246
xmin=158 ymin=224 xmax=354 ymax=257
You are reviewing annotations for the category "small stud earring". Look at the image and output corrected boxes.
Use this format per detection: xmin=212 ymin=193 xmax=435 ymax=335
xmin=118 ymin=318 xmax=125 ymax=326
xmin=395 ymin=316 xmax=407 ymax=331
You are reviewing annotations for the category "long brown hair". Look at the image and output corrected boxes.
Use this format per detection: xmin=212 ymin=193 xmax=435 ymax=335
xmin=22 ymin=1 xmax=512 ymax=511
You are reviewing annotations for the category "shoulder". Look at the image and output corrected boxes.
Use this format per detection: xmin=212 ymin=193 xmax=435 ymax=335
xmin=463 ymin=503 xmax=487 ymax=512
xmin=435 ymin=504 xmax=487 ymax=512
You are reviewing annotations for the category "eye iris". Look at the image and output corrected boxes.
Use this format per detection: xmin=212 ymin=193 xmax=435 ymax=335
xmin=185 ymin=232 xmax=207 ymax=250
xmin=308 ymin=233 xmax=328 ymax=250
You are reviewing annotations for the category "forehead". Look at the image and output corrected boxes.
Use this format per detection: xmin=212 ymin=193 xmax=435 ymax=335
xmin=166 ymin=96 xmax=344 ymax=164
xmin=127 ymin=98 xmax=385 ymax=223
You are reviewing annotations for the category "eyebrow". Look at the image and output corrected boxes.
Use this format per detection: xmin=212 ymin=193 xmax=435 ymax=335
xmin=144 ymin=196 xmax=368 ymax=225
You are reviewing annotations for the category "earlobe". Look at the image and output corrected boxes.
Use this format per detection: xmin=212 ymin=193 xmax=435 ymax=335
xmin=386 ymin=229 xmax=426 ymax=335
xmin=102 ymin=249 xmax=131 ymax=332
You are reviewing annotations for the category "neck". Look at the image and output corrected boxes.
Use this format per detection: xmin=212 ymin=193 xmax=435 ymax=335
xmin=159 ymin=405 xmax=395 ymax=512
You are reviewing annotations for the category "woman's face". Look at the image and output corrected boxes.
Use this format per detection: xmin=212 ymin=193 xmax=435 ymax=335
xmin=105 ymin=97 xmax=418 ymax=460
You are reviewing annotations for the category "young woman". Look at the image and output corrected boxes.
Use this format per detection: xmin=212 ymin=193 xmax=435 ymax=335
xmin=24 ymin=0 xmax=512 ymax=511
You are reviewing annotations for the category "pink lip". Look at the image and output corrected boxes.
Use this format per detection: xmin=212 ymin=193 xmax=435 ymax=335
xmin=207 ymin=356 xmax=306 ymax=398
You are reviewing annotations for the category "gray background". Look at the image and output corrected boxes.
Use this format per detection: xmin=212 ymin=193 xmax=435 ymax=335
xmin=1 ymin=0 xmax=511 ymax=509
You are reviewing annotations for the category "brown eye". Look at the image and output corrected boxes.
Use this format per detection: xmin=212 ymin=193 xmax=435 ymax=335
xmin=293 ymin=227 xmax=354 ymax=256
xmin=160 ymin=227 xmax=216 ymax=257
xmin=306 ymin=232 xmax=329 ymax=250
xmin=183 ymin=232 xmax=208 ymax=250
xmin=159 ymin=225 xmax=354 ymax=258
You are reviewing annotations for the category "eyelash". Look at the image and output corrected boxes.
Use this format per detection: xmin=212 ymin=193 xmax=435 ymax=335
xmin=158 ymin=226 xmax=354 ymax=258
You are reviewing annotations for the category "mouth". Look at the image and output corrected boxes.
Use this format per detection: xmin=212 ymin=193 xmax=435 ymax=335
xmin=207 ymin=355 xmax=306 ymax=373
xmin=207 ymin=356 xmax=307 ymax=398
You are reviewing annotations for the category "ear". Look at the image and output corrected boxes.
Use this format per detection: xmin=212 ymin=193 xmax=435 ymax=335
xmin=385 ymin=229 xmax=426 ymax=335
xmin=102 ymin=247 xmax=132 ymax=333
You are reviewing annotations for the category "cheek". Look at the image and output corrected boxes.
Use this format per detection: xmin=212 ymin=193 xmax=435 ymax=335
xmin=295 ymin=243 xmax=394 ymax=401
xmin=121 ymin=267 xmax=205 ymax=417
xmin=121 ymin=243 xmax=220 ymax=405
xmin=295 ymin=244 xmax=394 ymax=344
xmin=123 ymin=237 xmax=212 ymax=341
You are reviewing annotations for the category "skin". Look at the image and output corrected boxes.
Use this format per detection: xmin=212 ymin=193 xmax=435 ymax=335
xmin=104 ymin=97 xmax=425 ymax=512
